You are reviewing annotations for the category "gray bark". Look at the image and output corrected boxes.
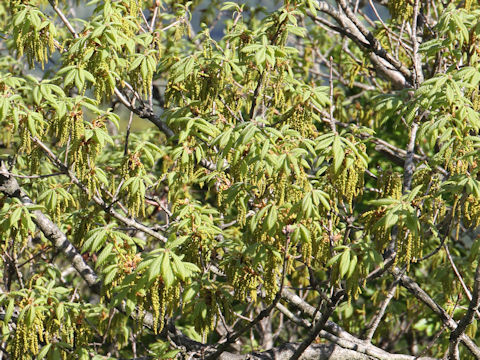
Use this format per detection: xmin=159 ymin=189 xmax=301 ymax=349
xmin=0 ymin=163 xmax=101 ymax=292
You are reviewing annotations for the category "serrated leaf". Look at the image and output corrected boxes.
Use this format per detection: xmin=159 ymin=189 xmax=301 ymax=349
xmin=148 ymin=253 xmax=164 ymax=281
xmin=332 ymin=136 xmax=344 ymax=173
xmin=171 ymin=253 xmax=187 ymax=281
xmin=104 ymin=267 xmax=118 ymax=285
xmin=326 ymin=253 xmax=342 ymax=267
xmin=161 ymin=253 xmax=175 ymax=288
xmin=37 ymin=344 xmax=52 ymax=359
xmin=96 ymin=243 xmax=114 ymax=268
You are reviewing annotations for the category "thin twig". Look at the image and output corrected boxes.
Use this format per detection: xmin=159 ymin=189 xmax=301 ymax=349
xmin=160 ymin=19 xmax=183 ymax=32
xmin=3 ymin=253 xmax=24 ymax=289
xmin=17 ymin=246 xmax=52 ymax=268
xmin=364 ymin=278 xmax=399 ymax=341
xmin=0 ymin=171 xmax=65 ymax=179
xmin=449 ymin=260 xmax=480 ymax=359
xmin=124 ymin=99 xmax=136 ymax=156
xmin=150 ymin=5 xmax=159 ymax=29
xmin=329 ymin=56 xmax=337 ymax=134
xmin=48 ymin=0 xmax=78 ymax=38
xmin=444 ymin=244 xmax=480 ymax=319
xmin=415 ymin=323 xmax=447 ymax=359
xmin=136 ymin=0 xmax=152 ymax=32
xmin=205 ymin=235 xmax=291 ymax=360
xmin=393 ymin=267 xmax=480 ymax=358
xmin=403 ymin=120 xmax=419 ymax=193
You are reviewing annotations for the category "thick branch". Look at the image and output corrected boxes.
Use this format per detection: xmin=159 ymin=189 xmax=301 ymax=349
xmin=335 ymin=0 xmax=412 ymax=82
xmin=289 ymin=290 xmax=345 ymax=360
xmin=313 ymin=1 xmax=411 ymax=88
xmin=394 ymin=268 xmax=480 ymax=359
xmin=0 ymin=163 xmax=101 ymax=292
xmin=280 ymin=289 xmax=435 ymax=360
xmin=219 ymin=343 xmax=376 ymax=360
xmin=33 ymin=138 xmax=167 ymax=242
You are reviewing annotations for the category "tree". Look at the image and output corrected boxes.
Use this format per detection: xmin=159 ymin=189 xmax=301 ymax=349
xmin=1 ymin=0 xmax=480 ymax=359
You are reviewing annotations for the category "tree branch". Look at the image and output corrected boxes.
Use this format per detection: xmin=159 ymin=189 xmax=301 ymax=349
xmin=393 ymin=268 xmax=480 ymax=359
xmin=280 ymin=289 xmax=435 ymax=360
xmin=0 ymin=162 xmax=101 ymax=292
xmin=48 ymin=0 xmax=175 ymax=139
xmin=288 ymin=290 xmax=345 ymax=360
xmin=313 ymin=1 xmax=411 ymax=88
xmin=205 ymin=235 xmax=291 ymax=360
xmin=449 ymin=260 xmax=480 ymax=359
xmin=48 ymin=0 xmax=78 ymax=38
xmin=411 ymin=0 xmax=424 ymax=86
xmin=444 ymin=244 xmax=480 ymax=319
xmin=335 ymin=0 xmax=412 ymax=82
xmin=402 ymin=120 xmax=419 ymax=192
xmin=328 ymin=56 xmax=337 ymax=134
xmin=33 ymin=138 xmax=167 ymax=243
xmin=364 ymin=278 xmax=399 ymax=341
xmin=113 ymin=88 xmax=175 ymax=138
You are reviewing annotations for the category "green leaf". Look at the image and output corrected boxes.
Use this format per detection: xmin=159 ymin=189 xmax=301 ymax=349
xmin=221 ymin=1 xmax=240 ymax=10
xmin=149 ymin=253 xmax=164 ymax=281
xmin=29 ymin=11 xmax=42 ymax=30
xmin=26 ymin=304 xmax=35 ymax=326
xmin=96 ymin=243 xmax=114 ymax=267
xmin=299 ymin=225 xmax=311 ymax=244
xmin=37 ymin=344 xmax=52 ymax=359
xmin=339 ymin=250 xmax=351 ymax=278
xmin=104 ymin=267 xmax=118 ymax=285
xmin=14 ymin=9 xmax=27 ymax=27
xmin=326 ymin=253 xmax=342 ymax=267
xmin=332 ymin=135 xmax=344 ymax=173
xmin=347 ymin=255 xmax=357 ymax=279
xmin=9 ymin=207 xmax=22 ymax=227
xmin=368 ymin=199 xmax=399 ymax=206
xmin=265 ymin=205 xmax=277 ymax=230
xmin=161 ymin=253 xmax=175 ymax=288
xmin=4 ymin=298 xmax=14 ymax=324
xmin=56 ymin=302 xmax=64 ymax=322
xmin=161 ymin=349 xmax=181 ymax=359
xmin=171 ymin=253 xmax=187 ymax=281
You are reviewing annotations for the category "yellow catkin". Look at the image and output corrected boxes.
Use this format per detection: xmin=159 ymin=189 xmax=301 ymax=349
xmin=151 ymin=279 xmax=161 ymax=333
xmin=388 ymin=0 xmax=413 ymax=22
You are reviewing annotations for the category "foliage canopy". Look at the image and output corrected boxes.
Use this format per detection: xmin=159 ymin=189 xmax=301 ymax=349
xmin=1 ymin=0 xmax=480 ymax=359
